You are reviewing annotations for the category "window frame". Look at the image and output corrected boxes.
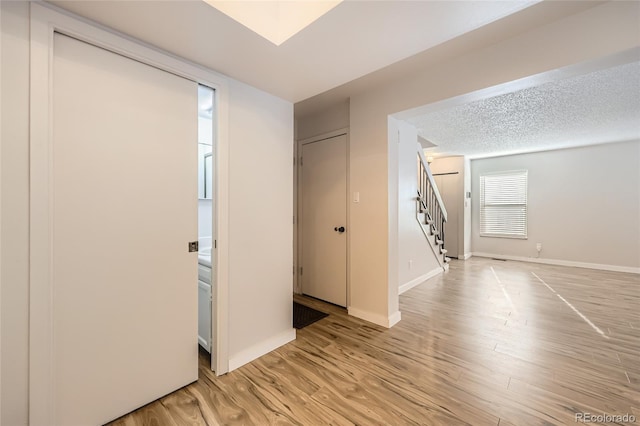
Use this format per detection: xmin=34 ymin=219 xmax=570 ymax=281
xmin=479 ymin=170 xmax=528 ymax=239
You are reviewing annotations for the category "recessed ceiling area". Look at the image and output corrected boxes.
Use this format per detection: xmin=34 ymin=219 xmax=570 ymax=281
xmin=399 ymin=59 xmax=640 ymax=159
xmin=47 ymin=0 xmax=537 ymax=102
xmin=202 ymin=0 xmax=342 ymax=46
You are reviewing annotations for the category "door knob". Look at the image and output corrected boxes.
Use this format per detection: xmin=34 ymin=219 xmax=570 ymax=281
xmin=334 ymin=226 xmax=345 ymax=233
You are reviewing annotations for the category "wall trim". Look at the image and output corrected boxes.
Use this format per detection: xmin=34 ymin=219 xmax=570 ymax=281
xmin=197 ymin=336 xmax=209 ymax=351
xmin=298 ymin=127 xmax=349 ymax=145
xmin=388 ymin=311 xmax=402 ymax=328
xmin=472 ymin=252 xmax=640 ymax=274
xmin=0 ymin=2 xmax=3 ymax=421
xmin=228 ymin=328 xmax=296 ymax=372
xmin=348 ymin=307 xmax=402 ymax=328
xmin=399 ymin=267 xmax=443 ymax=295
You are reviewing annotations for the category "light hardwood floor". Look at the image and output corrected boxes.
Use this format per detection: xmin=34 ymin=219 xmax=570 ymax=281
xmin=109 ymin=258 xmax=639 ymax=425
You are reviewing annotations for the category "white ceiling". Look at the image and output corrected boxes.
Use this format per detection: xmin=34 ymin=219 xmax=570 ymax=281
xmin=48 ymin=0 xmax=536 ymax=103
xmin=47 ymin=0 xmax=635 ymax=159
xmin=293 ymin=1 xmax=600 ymax=119
xmin=401 ymin=60 xmax=640 ymax=158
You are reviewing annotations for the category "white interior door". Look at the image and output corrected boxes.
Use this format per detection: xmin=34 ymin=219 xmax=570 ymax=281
xmin=52 ymin=34 xmax=198 ymax=425
xmin=434 ymin=174 xmax=459 ymax=258
xmin=301 ymin=135 xmax=347 ymax=307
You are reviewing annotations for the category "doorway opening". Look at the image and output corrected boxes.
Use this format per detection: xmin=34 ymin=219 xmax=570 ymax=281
xmin=297 ymin=131 xmax=349 ymax=308
xmin=197 ymin=84 xmax=217 ymax=370
xmin=29 ymin=5 xmax=233 ymax=423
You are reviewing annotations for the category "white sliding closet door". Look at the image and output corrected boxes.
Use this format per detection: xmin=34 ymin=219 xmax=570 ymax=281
xmin=52 ymin=33 xmax=198 ymax=425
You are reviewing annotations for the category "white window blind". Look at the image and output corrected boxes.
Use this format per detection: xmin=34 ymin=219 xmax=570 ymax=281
xmin=480 ymin=170 xmax=528 ymax=239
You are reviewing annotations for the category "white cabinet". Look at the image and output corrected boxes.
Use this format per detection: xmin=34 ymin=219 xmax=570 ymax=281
xmin=198 ymin=263 xmax=212 ymax=353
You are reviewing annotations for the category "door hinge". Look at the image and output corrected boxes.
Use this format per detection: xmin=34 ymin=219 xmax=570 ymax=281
xmin=300 ymin=157 xmax=303 ymax=166
xmin=293 ymin=265 xmax=295 ymax=275
xmin=214 ymin=239 xmax=217 ymax=249
xmin=300 ymin=267 xmax=303 ymax=275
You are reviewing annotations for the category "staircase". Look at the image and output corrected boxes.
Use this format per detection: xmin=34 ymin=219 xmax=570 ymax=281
xmin=416 ymin=144 xmax=450 ymax=269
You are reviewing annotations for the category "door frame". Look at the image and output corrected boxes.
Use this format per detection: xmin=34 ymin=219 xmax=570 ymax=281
xmin=295 ymin=129 xmax=350 ymax=307
xmin=0 ymin=3 xmax=3 ymax=423
xmin=29 ymin=4 xmax=230 ymax=424
xmin=433 ymin=171 xmax=461 ymax=259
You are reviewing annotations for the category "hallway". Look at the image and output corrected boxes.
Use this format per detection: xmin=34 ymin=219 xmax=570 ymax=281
xmin=110 ymin=258 xmax=639 ymax=425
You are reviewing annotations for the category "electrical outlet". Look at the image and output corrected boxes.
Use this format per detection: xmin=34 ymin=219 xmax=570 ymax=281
xmin=536 ymin=243 xmax=542 ymax=252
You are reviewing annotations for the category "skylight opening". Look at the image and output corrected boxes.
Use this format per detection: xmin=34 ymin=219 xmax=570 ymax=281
xmin=203 ymin=0 xmax=342 ymax=46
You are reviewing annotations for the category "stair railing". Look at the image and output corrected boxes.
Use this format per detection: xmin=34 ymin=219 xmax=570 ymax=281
xmin=416 ymin=143 xmax=448 ymax=261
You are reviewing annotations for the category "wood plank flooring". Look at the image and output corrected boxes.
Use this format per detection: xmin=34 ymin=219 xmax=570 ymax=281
xmin=108 ymin=258 xmax=639 ymax=425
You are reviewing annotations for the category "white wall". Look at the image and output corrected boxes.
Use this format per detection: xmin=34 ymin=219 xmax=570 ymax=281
xmin=198 ymin=199 xmax=212 ymax=239
xmin=0 ymin=3 xmax=294 ymax=422
xmin=227 ymin=79 xmax=294 ymax=366
xmin=1 ymin=2 xmax=29 ymax=424
xmin=343 ymin=1 xmax=640 ymax=328
xmin=198 ymin=115 xmax=213 ymax=145
xmin=349 ymin=93 xmax=395 ymax=325
xmin=464 ymin=158 xmax=471 ymax=259
xmin=297 ymin=99 xmax=349 ymax=141
xmin=393 ymin=118 xmax=441 ymax=289
xmin=295 ymin=1 xmax=639 ymax=327
xmin=471 ymin=141 xmax=640 ymax=271
xmin=298 ymin=98 xmax=400 ymax=326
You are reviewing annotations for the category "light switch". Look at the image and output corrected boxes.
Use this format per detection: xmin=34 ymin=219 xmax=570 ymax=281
xmin=353 ymin=192 xmax=360 ymax=203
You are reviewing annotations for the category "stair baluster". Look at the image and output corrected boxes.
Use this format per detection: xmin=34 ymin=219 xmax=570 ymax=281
xmin=415 ymin=144 xmax=449 ymax=266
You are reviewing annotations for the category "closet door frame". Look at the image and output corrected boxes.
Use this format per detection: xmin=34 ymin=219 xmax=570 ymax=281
xmin=29 ymin=4 xmax=230 ymax=424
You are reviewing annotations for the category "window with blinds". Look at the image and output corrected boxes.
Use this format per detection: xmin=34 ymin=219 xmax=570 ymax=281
xmin=480 ymin=170 xmax=528 ymax=239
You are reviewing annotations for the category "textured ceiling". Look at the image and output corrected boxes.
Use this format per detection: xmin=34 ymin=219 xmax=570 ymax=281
xmin=403 ymin=61 xmax=640 ymax=158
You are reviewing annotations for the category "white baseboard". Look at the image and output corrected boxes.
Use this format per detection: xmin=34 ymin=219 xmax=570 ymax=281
xmin=348 ymin=307 xmax=402 ymax=328
xmin=228 ymin=328 xmax=296 ymax=372
xmin=399 ymin=267 xmax=443 ymax=295
xmin=198 ymin=336 xmax=210 ymax=353
xmin=472 ymin=252 xmax=640 ymax=274
xmin=461 ymin=253 xmax=472 ymax=260
xmin=388 ymin=311 xmax=402 ymax=327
